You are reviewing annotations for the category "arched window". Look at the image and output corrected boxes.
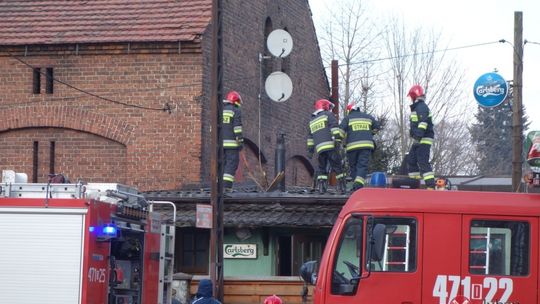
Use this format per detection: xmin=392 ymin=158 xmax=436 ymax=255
xmin=262 ymin=17 xmax=273 ymax=79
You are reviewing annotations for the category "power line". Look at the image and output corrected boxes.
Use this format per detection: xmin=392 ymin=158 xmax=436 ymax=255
xmin=525 ymin=40 xmax=540 ymax=45
xmin=7 ymin=51 xmax=172 ymax=113
xmin=347 ymin=40 xmax=502 ymax=67
xmin=2 ymin=40 xmax=504 ymax=107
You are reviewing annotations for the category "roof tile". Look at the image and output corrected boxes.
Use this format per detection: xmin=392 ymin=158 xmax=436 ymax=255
xmin=0 ymin=0 xmax=212 ymax=45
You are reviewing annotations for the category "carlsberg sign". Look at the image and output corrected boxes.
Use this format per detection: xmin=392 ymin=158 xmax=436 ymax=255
xmin=223 ymin=244 xmax=257 ymax=259
xmin=473 ymin=72 xmax=508 ymax=108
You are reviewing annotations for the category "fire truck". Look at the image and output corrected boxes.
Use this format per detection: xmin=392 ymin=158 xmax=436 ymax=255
xmin=301 ymin=188 xmax=540 ymax=303
xmin=0 ymin=175 xmax=176 ymax=304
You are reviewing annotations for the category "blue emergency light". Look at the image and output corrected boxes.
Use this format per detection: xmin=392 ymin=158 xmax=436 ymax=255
xmin=103 ymin=225 xmax=117 ymax=236
xmin=92 ymin=223 xmax=118 ymax=241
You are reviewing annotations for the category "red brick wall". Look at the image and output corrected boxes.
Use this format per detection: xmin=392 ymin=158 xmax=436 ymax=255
xmin=0 ymin=1 xmax=328 ymax=191
xmin=0 ymin=127 xmax=126 ymax=183
xmin=200 ymin=0 xmax=329 ymax=188
xmin=0 ymin=43 xmax=204 ymax=191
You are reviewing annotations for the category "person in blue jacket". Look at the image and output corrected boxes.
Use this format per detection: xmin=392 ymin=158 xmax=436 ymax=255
xmin=191 ymin=279 xmax=221 ymax=304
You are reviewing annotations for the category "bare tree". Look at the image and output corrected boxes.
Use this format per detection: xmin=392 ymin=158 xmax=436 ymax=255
xmin=316 ymin=0 xmax=383 ymax=116
xmin=382 ymin=18 xmax=477 ymax=175
xmin=313 ymin=2 xmax=479 ymax=175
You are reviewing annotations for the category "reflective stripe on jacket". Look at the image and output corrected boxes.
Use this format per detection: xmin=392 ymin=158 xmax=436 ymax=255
xmin=339 ymin=109 xmax=380 ymax=151
xmin=409 ymin=99 xmax=434 ymax=142
xmin=307 ymin=110 xmax=341 ymax=154
xmin=223 ymin=103 xmax=243 ymax=149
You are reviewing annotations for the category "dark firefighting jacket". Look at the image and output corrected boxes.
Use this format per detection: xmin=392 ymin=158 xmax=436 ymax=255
xmin=223 ymin=103 xmax=243 ymax=149
xmin=339 ymin=109 xmax=380 ymax=151
xmin=409 ymin=98 xmax=434 ymax=144
xmin=307 ymin=110 xmax=342 ymax=154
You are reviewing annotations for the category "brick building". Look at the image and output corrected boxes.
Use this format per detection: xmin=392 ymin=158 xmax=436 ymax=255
xmin=0 ymin=0 xmax=328 ymax=191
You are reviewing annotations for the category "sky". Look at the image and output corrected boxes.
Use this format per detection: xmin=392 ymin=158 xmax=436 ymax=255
xmin=309 ymin=0 xmax=540 ymax=130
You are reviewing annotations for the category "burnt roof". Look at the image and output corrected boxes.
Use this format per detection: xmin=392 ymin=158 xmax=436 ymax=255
xmin=0 ymin=0 xmax=211 ymax=45
xmin=144 ymin=187 xmax=348 ymax=228
xmin=143 ymin=175 xmax=527 ymax=228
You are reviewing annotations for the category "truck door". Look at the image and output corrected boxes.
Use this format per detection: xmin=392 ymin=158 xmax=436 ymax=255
xmin=461 ymin=215 xmax=538 ymax=303
xmin=324 ymin=214 xmax=422 ymax=303
xmin=423 ymin=213 xmax=462 ymax=304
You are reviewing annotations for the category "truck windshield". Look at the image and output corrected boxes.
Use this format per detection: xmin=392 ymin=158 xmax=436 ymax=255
xmin=331 ymin=216 xmax=362 ymax=295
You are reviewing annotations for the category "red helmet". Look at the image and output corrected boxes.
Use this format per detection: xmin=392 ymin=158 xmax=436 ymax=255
xmin=346 ymin=103 xmax=354 ymax=113
xmin=263 ymin=295 xmax=283 ymax=304
xmin=407 ymin=85 xmax=424 ymax=101
xmin=225 ymin=91 xmax=242 ymax=106
xmin=314 ymin=99 xmax=333 ymax=111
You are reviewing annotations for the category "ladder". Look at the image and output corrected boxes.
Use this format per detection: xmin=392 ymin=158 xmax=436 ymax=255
xmin=470 ymin=228 xmax=491 ymax=274
xmin=1 ymin=182 xmax=85 ymax=198
xmin=382 ymin=225 xmax=410 ymax=271
xmin=149 ymin=201 xmax=176 ymax=304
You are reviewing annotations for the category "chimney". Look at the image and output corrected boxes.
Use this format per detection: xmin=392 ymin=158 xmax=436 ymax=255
xmin=274 ymin=133 xmax=286 ymax=191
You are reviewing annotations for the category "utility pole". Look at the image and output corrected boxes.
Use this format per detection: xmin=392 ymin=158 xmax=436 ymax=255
xmin=512 ymin=11 xmax=523 ymax=192
xmin=331 ymin=60 xmax=339 ymax=119
xmin=210 ymin=0 xmax=224 ymax=300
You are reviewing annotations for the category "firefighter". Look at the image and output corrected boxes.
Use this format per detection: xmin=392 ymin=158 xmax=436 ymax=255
xmin=339 ymin=102 xmax=380 ymax=191
xmin=307 ymin=99 xmax=346 ymax=193
xmin=407 ymin=84 xmax=436 ymax=189
xmin=223 ymin=90 xmax=243 ymax=191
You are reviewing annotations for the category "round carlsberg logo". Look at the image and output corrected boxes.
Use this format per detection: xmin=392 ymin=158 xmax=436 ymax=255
xmin=473 ymin=72 xmax=508 ymax=108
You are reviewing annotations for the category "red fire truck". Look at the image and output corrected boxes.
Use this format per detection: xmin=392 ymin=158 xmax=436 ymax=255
xmin=0 ymin=181 xmax=175 ymax=304
xmin=301 ymin=188 xmax=540 ymax=304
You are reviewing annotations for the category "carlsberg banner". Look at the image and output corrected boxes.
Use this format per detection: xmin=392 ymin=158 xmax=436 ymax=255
xmin=223 ymin=244 xmax=257 ymax=259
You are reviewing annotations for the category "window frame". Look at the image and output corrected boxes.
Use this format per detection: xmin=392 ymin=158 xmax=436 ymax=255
xmin=467 ymin=218 xmax=531 ymax=277
xmin=368 ymin=216 xmax=418 ymax=273
xmin=175 ymin=228 xmax=209 ymax=274
xmin=330 ymin=214 xmax=363 ymax=296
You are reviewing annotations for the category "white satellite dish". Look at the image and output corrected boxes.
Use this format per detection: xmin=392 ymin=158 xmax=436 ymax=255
xmin=265 ymin=71 xmax=293 ymax=102
xmin=266 ymin=29 xmax=293 ymax=58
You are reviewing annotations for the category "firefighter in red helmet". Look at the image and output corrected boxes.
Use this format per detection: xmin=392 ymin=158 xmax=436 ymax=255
xmin=223 ymin=90 xmax=243 ymax=191
xmin=407 ymin=84 xmax=436 ymax=189
xmin=263 ymin=295 xmax=282 ymax=304
xmin=340 ymin=102 xmax=380 ymax=191
xmin=307 ymin=99 xmax=346 ymax=193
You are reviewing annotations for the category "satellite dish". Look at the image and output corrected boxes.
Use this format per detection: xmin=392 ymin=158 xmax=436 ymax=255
xmin=266 ymin=29 xmax=293 ymax=58
xmin=265 ymin=71 xmax=293 ymax=102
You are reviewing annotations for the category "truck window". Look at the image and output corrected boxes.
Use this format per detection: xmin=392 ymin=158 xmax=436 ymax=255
xmin=368 ymin=217 xmax=417 ymax=273
xmin=469 ymin=220 xmax=529 ymax=276
xmin=331 ymin=216 xmax=362 ymax=295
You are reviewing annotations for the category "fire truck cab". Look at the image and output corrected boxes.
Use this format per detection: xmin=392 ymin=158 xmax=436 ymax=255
xmin=301 ymin=188 xmax=540 ymax=304
xmin=0 ymin=179 xmax=175 ymax=304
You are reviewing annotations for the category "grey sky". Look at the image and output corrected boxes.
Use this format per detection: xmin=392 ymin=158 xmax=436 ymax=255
xmin=309 ymin=0 xmax=540 ymax=130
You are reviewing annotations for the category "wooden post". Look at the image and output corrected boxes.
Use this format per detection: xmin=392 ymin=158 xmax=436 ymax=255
xmin=512 ymin=11 xmax=523 ymax=192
